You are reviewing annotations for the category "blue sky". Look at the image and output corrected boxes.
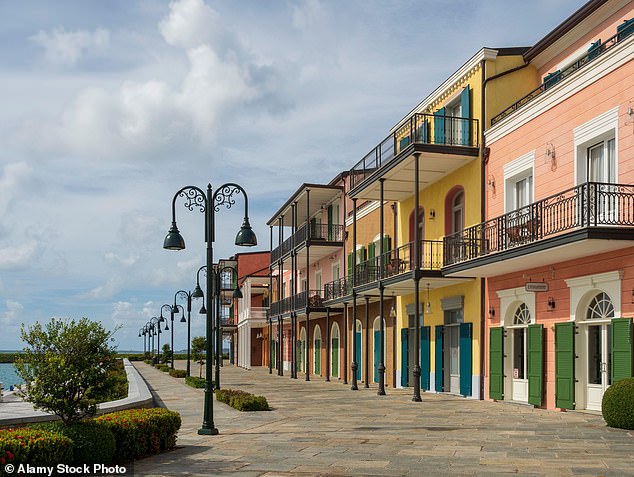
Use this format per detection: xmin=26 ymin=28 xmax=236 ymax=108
xmin=0 ymin=0 xmax=585 ymax=351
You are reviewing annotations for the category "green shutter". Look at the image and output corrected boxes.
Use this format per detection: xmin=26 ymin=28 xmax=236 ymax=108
xmin=421 ymin=326 xmax=430 ymax=391
xmin=459 ymin=322 xmax=472 ymax=397
xmin=310 ymin=217 xmax=318 ymax=239
xmin=367 ymin=242 xmax=376 ymax=259
xmin=399 ymin=135 xmax=410 ymax=152
xmin=611 ymin=317 xmax=633 ymax=383
xmin=327 ymin=205 xmax=333 ymax=240
xmin=555 ymin=322 xmax=575 ymax=410
xmin=489 ymin=327 xmax=504 ymax=400
xmin=617 ymin=18 xmax=634 ymax=41
xmin=435 ymin=325 xmax=444 ymax=392
xmin=355 ymin=331 xmax=362 ymax=380
xmin=401 ymin=328 xmax=409 ymax=387
xmin=587 ymin=40 xmax=601 ymax=61
xmin=374 ymin=330 xmax=380 ymax=383
xmin=544 ymin=70 xmax=561 ymax=90
xmin=332 ymin=337 xmax=339 ymax=378
xmin=433 ymin=107 xmax=445 ymax=144
xmin=527 ymin=324 xmax=544 ymax=406
xmin=347 ymin=252 xmax=353 ymax=278
xmin=314 ymin=339 xmax=321 ymax=374
xmin=460 ymin=86 xmax=470 ymax=146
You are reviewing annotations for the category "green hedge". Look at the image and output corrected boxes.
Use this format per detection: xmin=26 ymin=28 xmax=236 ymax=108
xmin=103 ymin=359 xmax=128 ymax=402
xmin=602 ymin=377 xmax=634 ymax=429
xmin=32 ymin=421 xmax=115 ymax=465
xmin=185 ymin=376 xmax=206 ymax=388
xmin=215 ymin=388 xmax=270 ymax=411
xmin=0 ymin=428 xmax=73 ymax=472
xmin=94 ymin=408 xmax=181 ymax=462
xmin=169 ymin=369 xmax=187 ymax=378
xmin=0 ymin=353 xmax=21 ymax=364
xmin=159 ymin=365 xmax=170 ymax=372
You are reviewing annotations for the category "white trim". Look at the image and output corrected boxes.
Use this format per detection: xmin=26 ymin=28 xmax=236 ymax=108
xmin=496 ymin=287 xmax=536 ymax=327
xmin=391 ymin=48 xmax=498 ymax=131
xmin=503 ymin=151 xmax=535 ymax=179
xmin=503 ymin=151 xmax=535 ymax=213
xmin=346 ymin=200 xmax=381 ymax=227
xmin=565 ymin=270 xmax=623 ymax=322
xmin=486 ymin=34 xmax=634 ymax=144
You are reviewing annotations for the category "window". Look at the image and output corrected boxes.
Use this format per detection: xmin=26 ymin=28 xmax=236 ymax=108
xmin=574 ymin=107 xmax=618 ymax=185
xmin=452 ymin=191 xmax=464 ymax=234
xmin=513 ymin=303 xmax=531 ymax=325
xmin=586 ymin=292 xmax=615 ymax=320
xmin=332 ymin=263 xmax=340 ymax=282
xmin=315 ymin=271 xmax=322 ymax=295
xmin=587 ymin=139 xmax=615 ymax=183
xmin=503 ymin=152 xmax=534 ymax=213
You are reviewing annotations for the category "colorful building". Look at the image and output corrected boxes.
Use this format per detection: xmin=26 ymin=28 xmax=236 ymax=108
xmin=443 ymin=0 xmax=634 ymax=410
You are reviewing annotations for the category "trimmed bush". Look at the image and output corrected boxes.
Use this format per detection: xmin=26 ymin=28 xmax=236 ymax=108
xmin=144 ymin=359 xmax=152 ymax=365
xmin=103 ymin=359 xmax=128 ymax=402
xmin=154 ymin=364 xmax=162 ymax=369
xmin=169 ymin=369 xmax=187 ymax=378
xmin=159 ymin=365 xmax=170 ymax=372
xmin=94 ymin=408 xmax=181 ymax=462
xmin=215 ymin=388 xmax=270 ymax=411
xmin=602 ymin=377 xmax=634 ymax=429
xmin=185 ymin=376 xmax=206 ymax=388
xmin=32 ymin=421 xmax=115 ymax=465
xmin=0 ymin=428 xmax=73 ymax=472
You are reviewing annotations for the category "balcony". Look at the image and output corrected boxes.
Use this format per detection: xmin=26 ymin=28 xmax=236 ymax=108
xmin=443 ymin=182 xmax=634 ymax=277
xmin=491 ymin=26 xmax=634 ymax=125
xmin=238 ymin=307 xmax=268 ymax=324
xmin=349 ymin=113 xmax=479 ymax=198
xmin=324 ymin=276 xmax=352 ymax=302
xmin=271 ymin=223 xmax=345 ymax=262
xmin=269 ymin=289 xmax=327 ymax=318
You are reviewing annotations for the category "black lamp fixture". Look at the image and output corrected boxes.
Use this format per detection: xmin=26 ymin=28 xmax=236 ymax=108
xmin=233 ymin=286 xmax=243 ymax=299
xmin=235 ymin=218 xmax=257 ymax=247
xmin=425 ymin=283 xmax=432 ymax=314
xmin=488 ymin=307 xmax=495 ymax=318
xmin=547 ymin=296 xmax=556 ymax=311
xmin=163 ymin=222 xmax=186 ymax=250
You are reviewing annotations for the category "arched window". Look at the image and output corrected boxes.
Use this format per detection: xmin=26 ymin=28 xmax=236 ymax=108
xmin=444 ymin=186 xmax=465 ymax=236
xmin=586 ymin=292 xmax=615 ymax=320
xmin=513 ymin=303 xmax=531 ymax=325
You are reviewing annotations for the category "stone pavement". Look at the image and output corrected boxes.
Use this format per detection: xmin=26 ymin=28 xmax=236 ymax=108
xmin=133 ymin=361 xmax=634 ymax=477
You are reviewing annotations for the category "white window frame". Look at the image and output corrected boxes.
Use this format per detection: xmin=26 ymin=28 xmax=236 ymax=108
xmin=503 ymin=151 xmax=535 ymax=213
xmin=497 ymin=287 xmax=536 ymax=328
xmin=574 ymin=106 xmax=619 ymax=185
xmin=332 ymin=262 xmax=340 ymax=282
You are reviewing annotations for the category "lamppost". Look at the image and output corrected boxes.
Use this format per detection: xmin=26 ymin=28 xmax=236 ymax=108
xmin=169 ymin=304 xmax=185 ymax=370
xmin=163 ymin=183 xmax=257 ymax=436
xmin=138 ymin=327 xmax=145 ymax=357
xmin=159 ymin=304 xmax=173 ymax=367
xmin=174 ymin=290 xmax=195 ymax=377
xmin=149 ymin=316 xmax=162 ymax=364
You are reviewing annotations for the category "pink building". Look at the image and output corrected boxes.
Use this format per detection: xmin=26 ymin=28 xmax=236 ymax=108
xmin=444 ymin=0 xmax=634 ymax=410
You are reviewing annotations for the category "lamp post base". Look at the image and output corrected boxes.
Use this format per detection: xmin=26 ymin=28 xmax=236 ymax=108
xmin=197 ymin=427 xmax=219 ymax=435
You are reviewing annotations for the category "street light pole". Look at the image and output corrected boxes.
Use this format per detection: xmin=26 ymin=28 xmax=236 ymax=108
xmin=174 ymin=290 xmax=194 ymax=377
xmin=160 ymin=304 xmax=173 ymax=367
xmin=164 ymin=183 xmax=257 ymax=436
xmin=150 ymin=316 xmax=162 ymax=365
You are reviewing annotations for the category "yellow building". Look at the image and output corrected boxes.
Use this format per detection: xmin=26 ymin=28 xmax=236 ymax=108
xmin=338 ymin=47 xmax=536 ymax=398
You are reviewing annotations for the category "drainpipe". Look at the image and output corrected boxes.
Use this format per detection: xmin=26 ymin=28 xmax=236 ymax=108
xmin=480 ymin=59 xmax=487 ymax=401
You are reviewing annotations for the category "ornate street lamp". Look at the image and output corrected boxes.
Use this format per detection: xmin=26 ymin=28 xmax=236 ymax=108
xmin=174 ymin=290 xmax=195 ymax=377
xmin=164 ymin=183 xmax=257 ymax=436
xmin=159 ymin=304 xmax=174 ymax=368
xmin=149 ymin=316 xmax=162 ymax=365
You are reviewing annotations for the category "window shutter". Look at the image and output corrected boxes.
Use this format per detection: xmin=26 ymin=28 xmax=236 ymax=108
xmin=355 ymin=331 xmax=362 ymax=380
xmin=617 ymin=18 xmax=634 ymax=41
xmin=611 ymin=317 xmax=633 ymax=383
xmin=417 ymin=119 xmax=429 ymax=143
xmin=544 ymin=70 xmax=561 ymax=90
xmin=327 ymin=205 xmax=333 ymax=240
xmin=435 ymin=325 xmax=444 ymax=392
xmin=367 ymin=242 xmax=376 ymax=260
xmin=460 ymin=86 xmax=470 ymax=146
xmin=347 ymin=252 xmax=353 ymax=278
xmin=310 ymin=217 xmax=318 ymax=239
xmin=374 ymin=330 xmax=380 ymax=383
xmin=489 ymin=327 xmax=504 ymax=400
xmin=433 ymin=107 xmax=445 ymax=144
xmin=421 ymin=326 xmax=431 ymax=391
xmin=527 ymin=324 xmax=544 ymax=406
xmin=459 ymin=322 xmax=472 ymax=397
xmin=587 ymin=40 xmax=601 ymax=61
xmin=399 ymin=135 xmax=410 ymax=153
xmin=332 ymin=337 xmax=339 ymax=378
xmin=555 ymin=322 xmax=575 ymax=410
xmin=401 ymin=328 xmax=409 ymax=387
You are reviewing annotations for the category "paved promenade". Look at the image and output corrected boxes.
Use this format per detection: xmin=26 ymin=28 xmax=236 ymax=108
xmin=133 ymin=361 xmax=634 ymax=477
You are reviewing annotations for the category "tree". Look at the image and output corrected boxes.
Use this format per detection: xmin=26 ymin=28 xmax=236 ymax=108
xmin=191 ymin=336 xmax=206 ymax=378
xmin=161 ymin=343 xmax=172 ymax=364
xmin=15 ymin=318 xmax=119 ymax=424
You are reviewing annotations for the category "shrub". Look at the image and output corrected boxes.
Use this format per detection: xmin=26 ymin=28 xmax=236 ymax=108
xmin=144 ymin=359 xmax=152 ymax=365
xmin=602 ymin=377 xmax=634 ymax=429
xmin=0 ymin=428 xmax=73 ymax=471
xmin=159 ymin=365 xmax=170 ymax=372
xmin=185 ymin=376 xmax=206 ymax=388
xmin=154 ymin=364 xmax=163 ymax=369
xmin=32 ymin=421 xmax=115 ymax=465
xmin=103 ymin=359 xmax=128 ymax=401
xmin=94 ymin=408 xmax=181 ymax=462
xmin=169 ymin=369 xmax=186 ymax=378
xmin=215 ymin=388 xmax=270 ymax=412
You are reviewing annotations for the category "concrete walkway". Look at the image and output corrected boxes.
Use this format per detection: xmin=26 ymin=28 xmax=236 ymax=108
xmin=134 ymin=361 xmax=634 ymax=477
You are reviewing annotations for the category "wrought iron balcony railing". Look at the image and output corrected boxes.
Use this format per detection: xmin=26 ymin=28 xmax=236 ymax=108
xmin=324 ymin=276 xmax=352 ymax=301
xmin=443 ymin=182 xmax=634 ymax=266
xmin=271 ymin=223 xmax=345 ymax=262
xmin=491 ymin=26 xmax=634 ymax=125
xmin=350 ymin=113 xmax=479 ymax=190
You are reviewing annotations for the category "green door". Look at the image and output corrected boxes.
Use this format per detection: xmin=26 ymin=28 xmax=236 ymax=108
xmin=421 ymin=326 xmax=431 ymax=390
xmin=459 ymin=323 xmax=472 ymax=397
xmin=296 ymin=340 xmax=303 ymax=373
xmin=355 ymin=331 xmax=362 ymax=380
xmin=611 ymin=317 xmax=633 ymax=383
xmin=401 ymin=328 xmax=409 ymax=387
xmin=314 ymin=339 xmax=321 ymax=374
xmin=435 ymin=326 xmax=444 ymax=392
xmin=271 ymin=339 xmax=277 ymax=370
xmin=527 ymin=324 xmax=544 ymax=406
xmin=332 ymin=336 xmax=339 ymax=378
xmin=555 ymin=322 xmax=575 ymax=410
xmin=489 ymin=327 xmax=504 ymax=400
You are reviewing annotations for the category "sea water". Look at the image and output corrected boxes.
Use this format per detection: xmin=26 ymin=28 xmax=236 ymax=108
xmin=0 ymin=363 xmax=23 ymax=389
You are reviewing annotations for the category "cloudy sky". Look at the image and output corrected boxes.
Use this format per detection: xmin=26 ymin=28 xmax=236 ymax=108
xmin=0 ymin=0 xmax=584 ymax=351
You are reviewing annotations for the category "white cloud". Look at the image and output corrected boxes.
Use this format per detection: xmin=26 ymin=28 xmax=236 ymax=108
xmin=291 ymin=0 xmax=326 ymax=30
xmin=30 ymin=27 xmax=110 ymax=66
xmin=0 ymin=241 xmax=38 ymax=271
xmin=104 ymin=252 xmax=139 ymax=267
xmin=84 ymin=277 xmax=122 ymax=300
xmin=0 ymin=162 xmax=33 ymax=218
xmin=160 ymin=0 xmax=218 ymax=49
xmin=2 ymin=300 xmax=24 ymax=325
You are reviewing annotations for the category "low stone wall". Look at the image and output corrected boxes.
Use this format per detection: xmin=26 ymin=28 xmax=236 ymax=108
xmin=0 ymin=359 xmax=153 ymax=427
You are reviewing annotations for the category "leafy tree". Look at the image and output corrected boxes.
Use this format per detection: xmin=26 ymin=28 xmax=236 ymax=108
xmin=191 ymin=336 xmax=206 ymax=378
xmin=15 ymin=318 xmax=119 ymax=424
xmin=161 ymin=343 xmax=172 ymax=364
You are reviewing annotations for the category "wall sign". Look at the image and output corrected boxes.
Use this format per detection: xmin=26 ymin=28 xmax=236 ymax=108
xmin=525 ymin=282 xmax=549 ymax=292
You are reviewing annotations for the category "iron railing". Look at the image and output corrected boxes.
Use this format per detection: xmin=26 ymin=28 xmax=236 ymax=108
xmin=492 ymin=27 xmax=634 ymax=125
xmin=269 ymin=289 xmax=326 ymax=316
xmin=271 ymin=223 xmax=345 ymax=262
xmin=350 ymin=113 xmax=479 ymax=190
xmin=324 ymin=276 xmax=352 ymax=301
xmin=443 ymin=182 xmax=634 ymax=266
